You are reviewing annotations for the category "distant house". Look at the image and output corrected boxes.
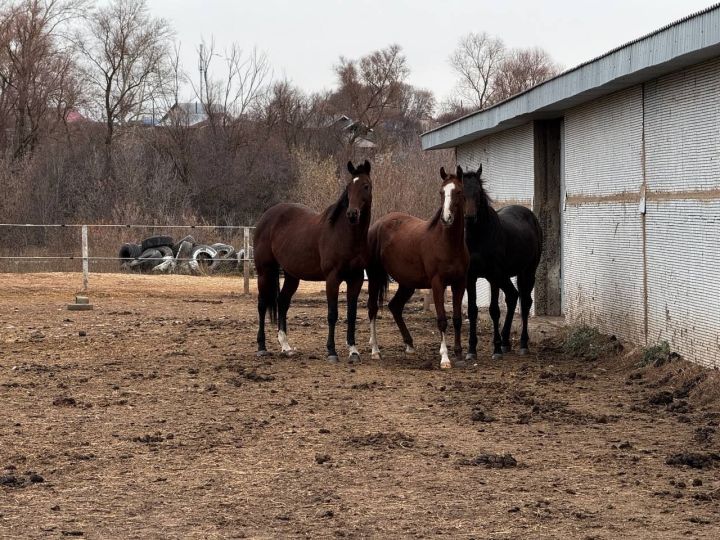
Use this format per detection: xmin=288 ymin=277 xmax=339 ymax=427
xmin=159 ymin=102 xmax=210 ymax=127
xmin=328 ymin=114 xmax=377 ymax=149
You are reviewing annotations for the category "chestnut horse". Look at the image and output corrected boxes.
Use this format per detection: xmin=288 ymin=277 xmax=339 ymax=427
xmin=462 ymin=165 xmax=543 ymax=360
xmin=367 ymin=167 xmax=469 ymax=369
xmin=254 ymin=160 xmax=373 ymax=361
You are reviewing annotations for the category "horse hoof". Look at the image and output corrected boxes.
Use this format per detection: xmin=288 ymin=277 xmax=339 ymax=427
xmin=405 ymin=345 xmax=415 ymax=354
xmin=327 ymin=355 xmax=339 ymax=363
xmin=501 ymin=346 xmax=512 ymax=354
xmin=348 ymin=353 xmax=361 ymax=364
xmin=491 ymin=353 xmax=503 ymax=361
xmin=465 ymin=353 xmax=477 ymax=362
xmin=453 ymin=358 xmax=467 ymax=369
xmin=518 ymin=348 xmax=529 ymax=356
xmin=280 ymin=350 xmax=296 ymax=357
xmin=256 ymin=350 xmax=271 ymax=357
xmin=371 ymin=352 xmax=382 ymax=361
xmin=440 ymin=360 xmax=452 ymax=370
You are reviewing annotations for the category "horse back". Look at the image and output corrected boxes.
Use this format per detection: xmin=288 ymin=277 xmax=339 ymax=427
xmin=497 ymin=205 xmax=543 ymax=268
xmin=254 ymin=203 xmax=324 ymax=280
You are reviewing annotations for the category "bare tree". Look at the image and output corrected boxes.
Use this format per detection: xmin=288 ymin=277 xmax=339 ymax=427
xmin=446 ymin=33 xmax=561 ymax=120
xmin=493 ymin=47 xmax=561 ymax=103
xmin=448 ymin=32 xmax=505 ymax=111
xmin=75 ymin=0 xmax=173 ymax=174
xmin=0 ymin=0 xmax=86 ymax=157
xmin=195 ymin=38 xmax=271 ymax=129
xmin=333 ymin=44 xmax=410 ymax=138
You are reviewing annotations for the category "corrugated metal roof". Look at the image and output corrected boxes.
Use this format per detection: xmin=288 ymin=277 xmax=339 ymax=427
xmin=422 ymin=3 xmax=720 ymax=150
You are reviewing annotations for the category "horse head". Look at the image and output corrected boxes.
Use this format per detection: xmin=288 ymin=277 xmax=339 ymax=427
xmin=346 ymin=160 xmax=373 ymax=225
xmin=439 ymin=165 xmax=465 ymax=227
xmin=461 ymin=164 xmax=487 ymax=224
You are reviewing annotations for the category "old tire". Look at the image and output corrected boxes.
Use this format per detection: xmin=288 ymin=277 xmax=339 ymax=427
xmin=210 ymin=243 xmax=237 ymax=273
xmin=151 ymin=255 xmax=176 ymax=274
xmin=188 ymin=245 xmax=217 ymax=275
xmin=172 ymin=235 xmax=196 ymax=254
xmin=141 ymin=235 xmax=174 ymax=251
xmin=119 ymin=243 xmax=142 ymax=263
xmin=130 ymin=248 xmax=162 ymax=272
xmin=156 ymin=246 xmax=174 ymax=257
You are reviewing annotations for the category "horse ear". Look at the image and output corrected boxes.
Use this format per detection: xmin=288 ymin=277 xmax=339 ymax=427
xmin=363 ymin=159 xmax=371 ymax=174
xmin=456 ymin=166 xmax=464 ymax=181
xmin=477 ymin=164 xmax=482 ymax=177
xmin=440 ymin=167 xmax=447 ymax=180
xmin=347 ymin=161 xmax=356 ymax=176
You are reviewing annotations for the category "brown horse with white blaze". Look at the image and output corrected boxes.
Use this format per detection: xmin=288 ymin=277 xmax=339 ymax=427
xmin=254 ymin=160 xmax=373 ymax=361
xmin=367 ymin=167 xmax=469 ymax=369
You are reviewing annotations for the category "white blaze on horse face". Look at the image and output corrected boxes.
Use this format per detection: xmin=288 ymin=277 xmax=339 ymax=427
xmin=442 ymin=183 xmax=455 ymax=223
xmin=369 ymin=318 xmax=381 ymax=358
xmin=278 ymin=330 xmax=292 ymax=353
xmin=353 ymin=177 xmax=359 ymax=183
xmin=439 ymin=332 xmax=451 ymax=369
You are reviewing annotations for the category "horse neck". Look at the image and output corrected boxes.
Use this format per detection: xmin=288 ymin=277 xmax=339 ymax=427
xmin=430 ymin=207 xmax=465 ymax=248
xmin=468 ymin=192 xmax=501 ymax=240
xmin=328 ymin=202 xmax=371 ymax=245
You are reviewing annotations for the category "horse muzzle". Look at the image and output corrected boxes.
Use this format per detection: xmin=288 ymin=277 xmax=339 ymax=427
xmin=346 ymin=209 xmax=360 ymax=224
xmin=441 ymin=215 xmax=455 ymax=227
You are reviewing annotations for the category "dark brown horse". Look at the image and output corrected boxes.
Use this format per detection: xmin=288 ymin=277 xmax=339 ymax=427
xmin=367 ymin=167 xmax=469 ymax=369
xmin=462 ymin=165 xmax=543 ymax=360
xmin=254 ymin=160 xmax=373 ymax=361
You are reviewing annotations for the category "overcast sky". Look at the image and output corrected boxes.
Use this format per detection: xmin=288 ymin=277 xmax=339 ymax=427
xmin=146 ymin=0 xmax=714 ymax=103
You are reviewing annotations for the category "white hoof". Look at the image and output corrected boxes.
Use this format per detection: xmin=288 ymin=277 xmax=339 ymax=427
xmin=405 ymin=345 xmax=415 ymax=354
xmin=371 ymin=352 xmax=382 ymax=361
xmin=440 ymin=360 xmax=452 ymax=370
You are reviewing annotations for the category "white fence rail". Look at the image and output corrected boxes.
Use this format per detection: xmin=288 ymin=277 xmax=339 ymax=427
xmin=0 ymin=223 xmax=255 ymax=294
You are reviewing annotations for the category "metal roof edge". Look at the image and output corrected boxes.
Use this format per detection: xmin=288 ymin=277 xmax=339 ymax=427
xmin=422 ymin=3 xmax=720 ymax=150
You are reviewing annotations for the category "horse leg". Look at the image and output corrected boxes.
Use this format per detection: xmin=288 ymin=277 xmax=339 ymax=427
xmin=257 ymin=272 xmax=269 ymax=355
xmin=367 ymin=272 xmax=382 ymax=360
xmin=276 ymin=274 xmax=300 ymax=356
xmin=517 ymin=272 xmax=536 ymax=355
xmin=489 ymin=282 xmax=503 ymax=360
xmin=325 ymin=274 xmax=341 ymax=362
xmin=466 ymin=273 xmax=478 ymax=362
xmin=431 ymin=278 xmax=451 ymax=369
xmin=388 ymin=285 xmax=416 ymax=353
xmin=450 ymin=280 xmax=465 ymax=368
xmin=499 ymin=277 xmax=519 ymax=354
xmin=345 ymin=273 xmax=363 ymax=361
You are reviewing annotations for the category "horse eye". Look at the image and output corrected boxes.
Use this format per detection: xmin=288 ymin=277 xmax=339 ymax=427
xmin=364 ymin=184 xmax=370 ymax=191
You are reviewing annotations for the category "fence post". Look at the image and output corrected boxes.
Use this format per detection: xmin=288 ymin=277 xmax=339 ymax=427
xmin=243 ymin=227 xmax=250 ymax=295
xmin=81 ymin=225 xmax=89 ymax=292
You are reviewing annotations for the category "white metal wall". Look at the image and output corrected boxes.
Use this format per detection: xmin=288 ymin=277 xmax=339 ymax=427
xmin=643 ymin=58 xmax=720 ymax=368
xmin=563 ymin=86 xmax=646 ymax=343
xmin=456 ymin=123 xmax=535 ymax=309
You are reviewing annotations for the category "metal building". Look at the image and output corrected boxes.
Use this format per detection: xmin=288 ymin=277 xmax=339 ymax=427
xmin=421 ymin=5 xmax=720 ymax=368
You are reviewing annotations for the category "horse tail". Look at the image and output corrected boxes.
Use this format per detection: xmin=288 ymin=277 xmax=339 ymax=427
xmin=259 ymin=264 xmax=280 ymax=325
xmin=367 ymin=223 xmax=390 ymax=311
xmin=377 ymin=266 xmax=390 ymax=310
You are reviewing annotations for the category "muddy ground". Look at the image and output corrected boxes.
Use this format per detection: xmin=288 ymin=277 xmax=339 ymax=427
xmin=1 ymin=273 xmax=719 ymax=539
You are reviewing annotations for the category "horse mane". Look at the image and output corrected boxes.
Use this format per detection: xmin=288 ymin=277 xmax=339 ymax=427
xmin=324 ymin=186 xmax=349 ymax=225
xmin=468 ymin=170 xmax=494 ymax=214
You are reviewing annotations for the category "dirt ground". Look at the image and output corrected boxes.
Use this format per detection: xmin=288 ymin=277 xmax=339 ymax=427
xmin=1 ymin=273 xmax=719 ymax=539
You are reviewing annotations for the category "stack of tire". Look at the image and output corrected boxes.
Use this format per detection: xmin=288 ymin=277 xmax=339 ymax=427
xmin=118 ymin=235 xmax=245 ymax=275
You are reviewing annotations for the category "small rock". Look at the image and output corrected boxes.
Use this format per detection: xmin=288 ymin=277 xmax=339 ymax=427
xmin=315 ymin=454 xmax=331 ymax=465
xmin=78 ymin=331 xmax=86 ymax=337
